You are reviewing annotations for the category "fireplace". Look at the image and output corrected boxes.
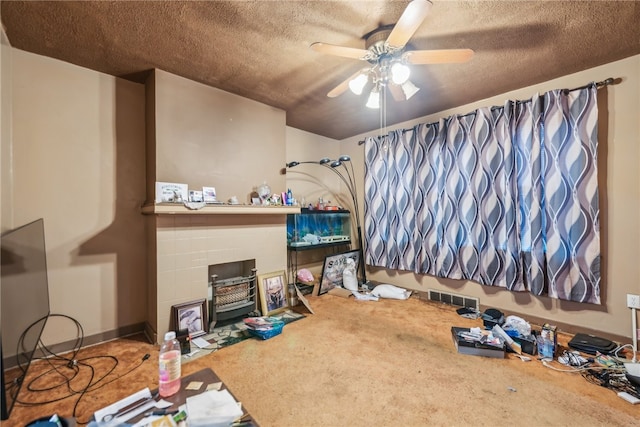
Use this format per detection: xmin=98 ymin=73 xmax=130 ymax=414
xmin=147 ymin=211 xmax=292 ymax=345
xmin=208 ymin=259 xmax=257 ymax=331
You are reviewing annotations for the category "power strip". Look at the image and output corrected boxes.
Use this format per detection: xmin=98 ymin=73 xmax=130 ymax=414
xmin=617 ymin=392 xmax=640 ymax=404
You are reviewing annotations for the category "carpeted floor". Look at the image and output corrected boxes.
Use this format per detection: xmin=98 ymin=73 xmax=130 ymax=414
xmin=5 ymin=295 xmax=640 ymax=426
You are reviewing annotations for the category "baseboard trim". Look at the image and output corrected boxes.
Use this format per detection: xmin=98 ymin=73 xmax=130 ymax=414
xmin=144 ymin=321 xmax=158 ymax=345
xmin=38 ymin=322 xmax=149 ymax=359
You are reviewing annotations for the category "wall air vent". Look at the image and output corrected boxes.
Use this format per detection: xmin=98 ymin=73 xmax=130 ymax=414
xmin=427 ymin=289 xmax=478 ymax=311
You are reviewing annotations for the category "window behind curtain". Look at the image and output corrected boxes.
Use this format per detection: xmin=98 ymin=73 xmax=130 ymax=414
xmin=364 ymin=84 xmax=600 ymax=304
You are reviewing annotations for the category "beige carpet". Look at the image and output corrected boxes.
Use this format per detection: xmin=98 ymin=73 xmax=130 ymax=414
xmin=205 ymin=295 xmax=638 ymax=426
xmin=6 ymin=294 xmax=639 ymax=426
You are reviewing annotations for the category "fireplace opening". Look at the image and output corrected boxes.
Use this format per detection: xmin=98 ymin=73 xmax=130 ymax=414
xmin=208 ymin=259 xmax=257 ymax=331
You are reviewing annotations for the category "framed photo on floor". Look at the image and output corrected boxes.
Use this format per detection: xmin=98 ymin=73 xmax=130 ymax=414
xmin=319 ymin=250 xmax=360 ymax=295
xmin=257 ymin=270 xmax=288 ymax=316
xmin=172 ymin=298 xmax=208 ymax=338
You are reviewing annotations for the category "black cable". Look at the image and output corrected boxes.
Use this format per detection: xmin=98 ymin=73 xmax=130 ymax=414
xmin=13 ymin=313 xmax=151 ymax=424
xmin=13 ymin=314 xmax=50 ymax=376
xmin=581 ymin=368 xmax=640 ymax=399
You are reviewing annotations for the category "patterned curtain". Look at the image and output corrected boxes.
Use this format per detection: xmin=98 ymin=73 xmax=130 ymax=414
xmin=364 ymin=84 xmax=600 ymax=303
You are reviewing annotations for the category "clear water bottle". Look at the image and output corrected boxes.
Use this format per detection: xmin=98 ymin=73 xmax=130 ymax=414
xmin=159 ymin=331 xmax=181 ymax=397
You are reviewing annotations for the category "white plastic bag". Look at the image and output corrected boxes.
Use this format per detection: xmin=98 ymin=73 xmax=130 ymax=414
xmin=502 ymin=315 xmax=531 ymax=337
xmin=370 ymin=284 xmax=411 ymax=300
xmin=342 ymin=258 xmax=358 ymax=291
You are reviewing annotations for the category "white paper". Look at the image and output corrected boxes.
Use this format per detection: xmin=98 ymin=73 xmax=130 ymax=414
xmin=93 ymin=388 xmax=155 ymax=425
xmin=184 ymin=348 xmax=200 ymax=358
xmin=186 ymin=389 xmax=243 ymax=427
xmin=192 ymin=337 xmax=213 ymax=348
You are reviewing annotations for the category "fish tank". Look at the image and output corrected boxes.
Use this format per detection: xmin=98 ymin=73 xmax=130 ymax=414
xmin=287 ymin=208 xmax=351 ymax=248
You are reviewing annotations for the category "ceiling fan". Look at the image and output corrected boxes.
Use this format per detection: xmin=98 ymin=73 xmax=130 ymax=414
xmin=310 ymin=0 xmax=474 ymax=108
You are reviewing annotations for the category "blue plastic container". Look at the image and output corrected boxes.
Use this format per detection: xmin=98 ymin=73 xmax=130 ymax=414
xmin=246 ymin=318 xmax=285 ymax=340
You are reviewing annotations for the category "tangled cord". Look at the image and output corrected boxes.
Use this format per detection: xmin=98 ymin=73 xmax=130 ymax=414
xmin=13 ymin=314 xmax=150 ymax=424
xmin=581 ymin=368 xmax=640 ymax=397
xmin=540 ymin=346 xmax=640 ymax=400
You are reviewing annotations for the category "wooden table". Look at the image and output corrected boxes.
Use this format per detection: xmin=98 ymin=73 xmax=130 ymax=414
xmin=96 ymin=368 xmax=257 ymax=426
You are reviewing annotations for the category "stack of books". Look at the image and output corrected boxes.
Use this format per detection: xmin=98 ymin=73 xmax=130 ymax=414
xmin=243 ymin=317 xmax=285 ymax=340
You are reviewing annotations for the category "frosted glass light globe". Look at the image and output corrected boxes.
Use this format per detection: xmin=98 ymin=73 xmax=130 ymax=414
xmin=391 ymin=62 xmax=410 ymax=85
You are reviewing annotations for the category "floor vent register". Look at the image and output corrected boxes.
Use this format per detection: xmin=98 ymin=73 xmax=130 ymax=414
xmin=427 ymin=289 xmax=479 ymax=310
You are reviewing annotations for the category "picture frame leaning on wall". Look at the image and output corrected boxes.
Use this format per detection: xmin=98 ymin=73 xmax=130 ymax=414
xmin=257 ymin=270 xmax=289 ymax=316
xmin=171 ymin=298 xmax=208 ymax=338
xmin=319 ymin=250 xmax=360 ymax=295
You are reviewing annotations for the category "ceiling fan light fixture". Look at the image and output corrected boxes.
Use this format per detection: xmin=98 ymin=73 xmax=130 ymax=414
xmin=311 ymin=0 xmax=469 ymax=109
xmin=401 ymin=80 xmax=420 ymax=100
xmin=390 ymin=62 xmax=410 ymax=85
xmin=366 ymin=86 xmax=381 ymax=109
xmin=348 ymin=73 xmax=368 ymax=95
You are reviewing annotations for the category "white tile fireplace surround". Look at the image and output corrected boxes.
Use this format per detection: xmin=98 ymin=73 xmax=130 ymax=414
xmin=149 ymin=209 xmax=294 ymax=343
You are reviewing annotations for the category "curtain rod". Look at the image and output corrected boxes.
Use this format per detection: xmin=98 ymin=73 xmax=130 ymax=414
xmin=357 ymin=77 xmax=615 ymax=145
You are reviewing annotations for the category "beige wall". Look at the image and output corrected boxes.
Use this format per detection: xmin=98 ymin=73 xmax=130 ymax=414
xmin=7 ymin=49 xmax=148 ymax=345
xmin=1 ymin=26 xmax=11 ymax=229
xmin=341 ymin=54 xmax=640 ymax=341
xmin=284 ymin=127 xmax=342 ymax=208
xmin=145 ymin=70 xmax=291 ymax=343
xmin=149 ymin=69 xmax=287 ymax=205
xmin=284 ymin=127 xmax=347 ymax=278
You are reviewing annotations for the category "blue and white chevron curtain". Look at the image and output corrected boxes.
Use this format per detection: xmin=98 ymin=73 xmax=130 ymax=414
xmin=364 ymin=84 xmax=600 ymax=303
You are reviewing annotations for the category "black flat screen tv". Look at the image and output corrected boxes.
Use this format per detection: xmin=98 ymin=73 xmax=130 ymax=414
xmin=1 ymin=218 xmax=50 ymax=420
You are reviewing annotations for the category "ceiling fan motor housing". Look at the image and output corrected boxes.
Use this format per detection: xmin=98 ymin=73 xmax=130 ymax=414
xmin=364 ymin=26 xmax=393 ymax=50
xmin=365 ymin=26 xmax=405 ymax=60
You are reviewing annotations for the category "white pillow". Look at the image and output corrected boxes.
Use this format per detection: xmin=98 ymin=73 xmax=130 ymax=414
xmin=370 ymin=284 xmax=412 ymax=300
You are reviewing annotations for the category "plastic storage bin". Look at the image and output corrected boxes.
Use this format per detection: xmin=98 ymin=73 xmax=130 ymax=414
xmin=247 ymin=322 xmax=284 ymax=340
xmin=244 ymin=317 xmax=285 ymax=340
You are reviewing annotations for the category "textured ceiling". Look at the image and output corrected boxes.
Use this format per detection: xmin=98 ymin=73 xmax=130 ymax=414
xmin=2 ymin=1 xmax=639 ymax=140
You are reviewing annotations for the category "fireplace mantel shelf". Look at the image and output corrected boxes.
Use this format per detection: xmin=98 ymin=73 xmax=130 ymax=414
xmin=142 ymin=203 xmax=301 ymax=215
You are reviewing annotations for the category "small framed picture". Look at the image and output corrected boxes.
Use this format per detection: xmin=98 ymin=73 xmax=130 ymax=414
xmin=189 ymin=190 xmax=203 ymax=202
xmin=202 ymin=186 xmax=217 ymax=203
xmin=171 ymin=298 xmax=208 ymax=338
xmin=257 ymin=271 xmax=288 ymax=316
xmin=155 ymin=182 xmax=188 ymax=203
xmin=319 ymin=250 xmax=360 ymax=295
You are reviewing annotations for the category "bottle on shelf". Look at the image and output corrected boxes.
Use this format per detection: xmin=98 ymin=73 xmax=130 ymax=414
xmin=159 ymin=331 xmax=181 ymax=397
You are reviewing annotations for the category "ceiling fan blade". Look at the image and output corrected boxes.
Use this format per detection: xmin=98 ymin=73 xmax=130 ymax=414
xmin=386 ymin=0 xmax=433 ymax=49
xmin=327 ymin=68 xmax=370 ymax=98
xmin=388 ymin=83 xmax=407 ymax=102
xmin=403 ymin=48 xmax=475 ymax=64
xmin=310 ymin=42 xmax=369 ymax=60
